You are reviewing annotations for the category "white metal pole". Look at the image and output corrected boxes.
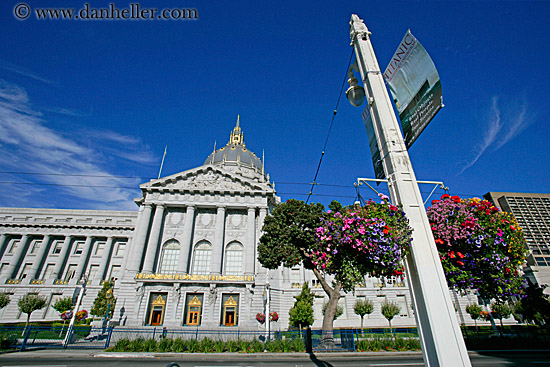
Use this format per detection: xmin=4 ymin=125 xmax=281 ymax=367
xmin=349 ymin=14 xmax=471 ymax=367
xmin=266 ymin=275 xmax=270 ymax=341
xmin=63 ymin=280 xmax=86 ymax=347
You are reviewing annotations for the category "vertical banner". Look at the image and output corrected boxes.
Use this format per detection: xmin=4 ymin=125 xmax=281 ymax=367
xmin=362 ymin=106 xmax=385 ymax=180
xmin=384 ymin=30 xmax=443 ymax=148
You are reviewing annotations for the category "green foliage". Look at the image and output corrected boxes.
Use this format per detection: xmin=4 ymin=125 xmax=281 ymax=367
xmin=258 ymin=199 xmax=325 ymax=270
xmin=321 ymin=302 xmax=343 ymax=320
xmin=381 ymin=301 xmax=401 ymax=328
xmin=213 ymin=340 xmax=226 ymax=353
xmin=491 ymin=302 xmax=513 ymax=320
xmin=18 ymin=294 xmax=47 ymax=325
xmin=355 ymin=337 xmax=421 ymax=352
xmin=158 ymin=338 xmax=173 ymax=352
xmin=289 ymin=284 xmax=314 ymax=329
xmin=513 ymin=280 xmax=550 ymax=325
xmin=52 ymin=297 xmax=73 ymax=314
xmin=354 ymin=299 xmax=374 ymax=318
xmin=91 ymin=280 xmax=116 ymax=318
xmin=466 ymin=304 xmax=483 ymax=320
xmin=0 ymin=293 xmax=10 ymax=309
xmin=171 ymin=338 xmax=185 ymax=352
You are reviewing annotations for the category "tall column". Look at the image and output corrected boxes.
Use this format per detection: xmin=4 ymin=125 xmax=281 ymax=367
xmin=257 ymin=208 xmax=268 ymax=276
xmin=211 ymin=206 xmax=225 ymax=274
xmin=29 ymin=234 xmax=51 ymax=280
xmin=142 ymin=204 xmax=165 ymax=273
xmin=4 ymin=234 xmax=30 ymax=279
xmin=177 ymin=206 xmax=195 ymax=273
xmin=0 ymin=233 xmax=8 ymax=259
xmin=52 ymin=235 xmax=73 ymax=279
xmin=127 ymin=203 xmax=153 ymax=274
xmin=73 ymin=236 xmax=94 ymax=282
xmin=244 ymin=208 xmax=256 ymax=276
xmin=96 ymin=237 xmax=115 ymax=282
xmin=350 ymin=14 xmax=470 ymax=366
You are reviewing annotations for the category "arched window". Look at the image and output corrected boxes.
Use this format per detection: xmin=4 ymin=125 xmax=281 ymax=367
xmin=224 ymin=242 xmax=243 ymax=275
xmin=158 ymin=240 xmax=180 ymax=275
xmin=191 ymin=241 xmax=212 ymax=275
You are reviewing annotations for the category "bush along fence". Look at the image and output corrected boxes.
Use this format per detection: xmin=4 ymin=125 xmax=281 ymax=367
xmin=0 ymin=325 xmax=422 ymax=352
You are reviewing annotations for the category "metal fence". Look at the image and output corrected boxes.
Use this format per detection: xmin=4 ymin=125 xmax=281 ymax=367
xmin=0 ymin=325 xmax=420 ymax=352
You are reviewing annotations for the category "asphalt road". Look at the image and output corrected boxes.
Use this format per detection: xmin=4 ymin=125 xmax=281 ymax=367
xmin=1 ymin=350 xmax=550 ymax=367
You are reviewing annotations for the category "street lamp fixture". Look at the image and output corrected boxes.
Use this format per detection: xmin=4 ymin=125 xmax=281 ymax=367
xmin=345 ymin=69 xmax=365 ymax=107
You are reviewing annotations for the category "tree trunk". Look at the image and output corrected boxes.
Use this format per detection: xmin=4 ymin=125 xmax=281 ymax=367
xmin=22 ymin=313 xmax=30 ymax=337
xmin=311 ymin=267 xmax=342 ymax=350
xmin=360 ymin=316 xmax=364 ymax=337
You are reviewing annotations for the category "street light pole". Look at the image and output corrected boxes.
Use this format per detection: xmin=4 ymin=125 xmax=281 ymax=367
xmin=349 ymin=14 xmax=471 ymax=366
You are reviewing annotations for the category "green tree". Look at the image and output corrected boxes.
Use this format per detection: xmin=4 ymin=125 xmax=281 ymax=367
xmin=491 ymin=302 xmax=513 ymax=330
xmin=322 ymin=302 xmax=343 ymax=320
xmin=259 ymin=199 xmax=411 ymax=346
xmin=91 ymin=280 xmax=116 ymax=318
xmin=354 ymin=299 xmax=374 ymax=331
xmin=513 ymin=279 xmax=550 ymax=325
xmin=289 ymin=284 xmax=314 ymax=331
xmin=381 ymin=301 xmax=400 ymax=338
xmin=52 ymin=297 xmax=74 ymax=336
xmin=0 ymin=292 xmax=10 ymax=309
xmin=18 ymin=293 xmax=47 ymax=330
xmin=465 ymin=303 xmax=482 ymax=329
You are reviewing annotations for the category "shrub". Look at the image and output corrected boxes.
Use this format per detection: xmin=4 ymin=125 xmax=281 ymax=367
xmin=213 ymin=340 xmax=226 ymax=353
xmin=158 ymin=338 xmax=172 ymax=352
xmin=199 ymin=338 xmax=214 ymax=353
xmin=187 ymin=339 xmax=200 ymax=353
xmin=171 ymin=338 xmax=185 ymax=352
xmin=129 ymin=338 xmax=145 ymax=352
xmin=144 ymin=338 xmax=157 ymax=352
xmin=226 ymin=340 xmax=238 ymax=353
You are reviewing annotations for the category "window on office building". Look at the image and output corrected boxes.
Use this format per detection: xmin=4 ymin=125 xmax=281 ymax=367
xmin=224 ymin=242 xmax=243 ymax=276
xmin=29 ymin=239 xmax=41 ymax=255
xmin=158 ymin=240 xmax=180 ymax=275
xmin=7 ymin=239 xmax=20 ymax=254
xmin=64 ymin=264 xmax=77 ymax=281
xmin=73 ymin=240 xmax=85 ymax=255
xmin=191 ymin=241 xmax=212 ymax=275
xmin=51 ymin=240 xmax=63 ymax=255
xmin=108 ymin=265 xmax=121 ymax=280
xmin=41 ymin=264 xmax=55 ymax=280
xmin=18 ymin=263 xmax=32 ymax=280
xmin=94 ymin=240 xmax=106 ymax=256
xmin=115 ymin=241 xmax=126 ymax=257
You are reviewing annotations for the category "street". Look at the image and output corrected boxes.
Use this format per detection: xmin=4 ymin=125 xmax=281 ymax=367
xmin=1 ymin=350 xmax=550 ymax=367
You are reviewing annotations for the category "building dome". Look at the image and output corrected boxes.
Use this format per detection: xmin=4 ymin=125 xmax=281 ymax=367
xmin=203 ymin=117 xmax=264 ymax=173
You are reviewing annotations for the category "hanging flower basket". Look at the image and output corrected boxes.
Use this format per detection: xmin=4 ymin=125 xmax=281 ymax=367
xmin=256 ymin=312 xmax=265 ymax=324
xmin=269 ymin=312 xmax=279 ymax=322
xmin=75 ymin=309 xmax=88 ymax=321
xmin=61 ymin=310 xmax=73 ymax=320
xmin=427 ymin=194 xmax=528 ymax=300
xmin=309 ymin=194 xmax=413 ymax=292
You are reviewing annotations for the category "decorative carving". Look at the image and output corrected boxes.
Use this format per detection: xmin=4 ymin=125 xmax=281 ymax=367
xmin=135 ymin=273 xmax=254 ymax=282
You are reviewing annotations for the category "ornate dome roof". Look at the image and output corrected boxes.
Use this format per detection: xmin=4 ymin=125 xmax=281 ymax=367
xmin=204 ymin=117 xmax=264 ymax=173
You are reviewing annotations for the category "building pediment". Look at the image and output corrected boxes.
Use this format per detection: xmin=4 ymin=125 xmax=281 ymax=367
xmin=140 ymin=165 xmax=273 ymax=194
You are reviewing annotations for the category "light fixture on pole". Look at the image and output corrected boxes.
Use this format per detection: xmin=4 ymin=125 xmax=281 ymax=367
xmin=345 ymin=68 xmax=365 ymax=107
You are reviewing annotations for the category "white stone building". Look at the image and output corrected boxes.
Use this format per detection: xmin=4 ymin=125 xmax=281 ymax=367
xmin=0 ymin=121 xmax=479 ymax=330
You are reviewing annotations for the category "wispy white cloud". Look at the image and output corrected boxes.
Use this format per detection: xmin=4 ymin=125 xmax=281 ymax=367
xmin=0 ymin=79 xmax=154 ymax=210
xmin=0 ymin=61 xmax=55 ymax=85
xmin=460 ymin=96 xmax=533 ymax=173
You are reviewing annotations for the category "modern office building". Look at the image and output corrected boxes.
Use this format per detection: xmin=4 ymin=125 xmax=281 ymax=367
xmin=484 ymin=192 xmax=550 ymax=294
xmin=0 ymin=120 xmax=480 ymax=329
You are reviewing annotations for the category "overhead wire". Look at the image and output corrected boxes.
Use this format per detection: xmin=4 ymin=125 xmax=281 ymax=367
xmin=305 ymin=48 xmax=355 ymax=204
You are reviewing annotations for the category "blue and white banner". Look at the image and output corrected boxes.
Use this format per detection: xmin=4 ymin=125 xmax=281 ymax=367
xmin=384 ymin=30 xmax=443 ymax=148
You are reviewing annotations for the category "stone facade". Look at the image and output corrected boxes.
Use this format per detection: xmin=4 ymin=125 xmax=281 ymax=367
xmin=0 ymin=121 xmax=481 ymax=330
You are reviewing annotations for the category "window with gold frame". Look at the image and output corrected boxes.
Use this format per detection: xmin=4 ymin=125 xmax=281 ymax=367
xmin=220 ymin=294 xmax=239 ymax=327
xmin=183 ymin=293 xmax=203 ymax=326
xmin=146 ymin=293 xmax=167 ymax=326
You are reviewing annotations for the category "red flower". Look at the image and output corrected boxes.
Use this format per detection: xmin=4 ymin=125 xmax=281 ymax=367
xmin=441 ymin=194 xmax=450 ymax=200
xmin=449 ymin=251 xmax=455 ymax=258
xmin=451 ymin=195 xmax=461 ymax=203
xmin=457 ymin=252 xmax=464 ymax=259
xmin=457 ymin=261 xmax=464 ymax=266
xmin=435 ymin=238 xmax=444 ymax=245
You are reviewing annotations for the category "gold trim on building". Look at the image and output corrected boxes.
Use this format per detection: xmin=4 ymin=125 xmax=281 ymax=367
xmin=135 ymin=273 xmax=254 ymax=282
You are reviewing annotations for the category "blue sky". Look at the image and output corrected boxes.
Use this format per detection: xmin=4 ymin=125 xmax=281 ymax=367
xmin=0 ymin=0 xmax=548 ymax=211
